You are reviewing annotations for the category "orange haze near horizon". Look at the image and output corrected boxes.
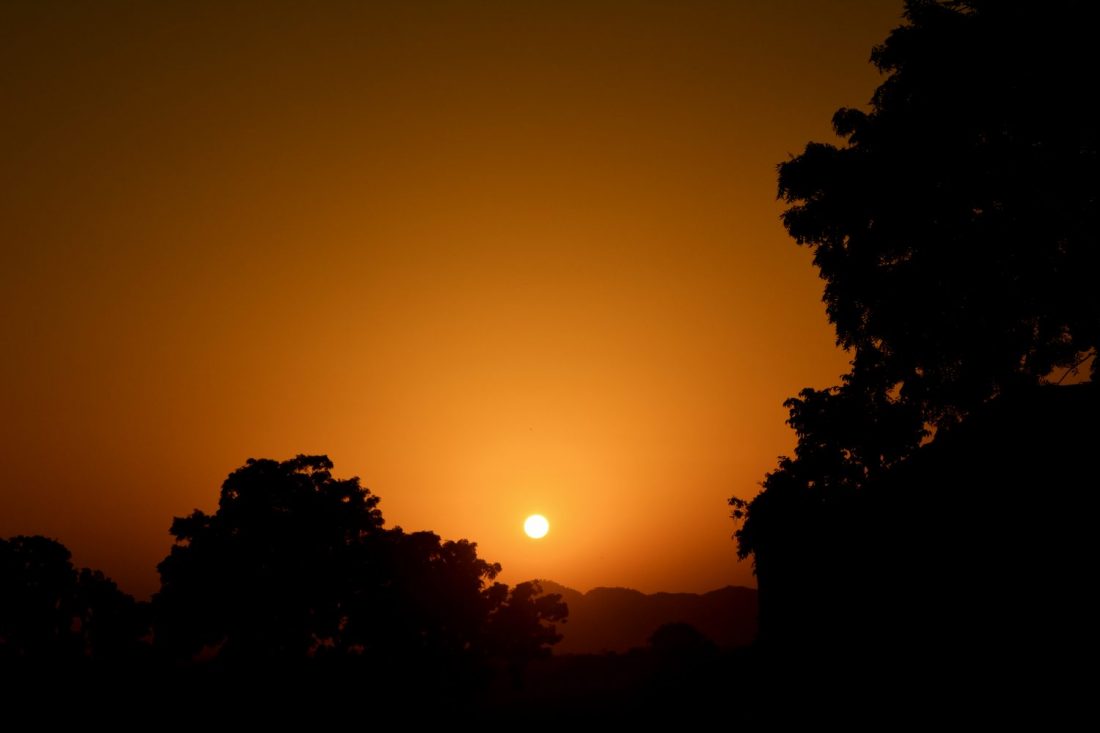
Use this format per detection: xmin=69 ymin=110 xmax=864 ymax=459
xmin=0 ymin=1 xmax=903 ymax=598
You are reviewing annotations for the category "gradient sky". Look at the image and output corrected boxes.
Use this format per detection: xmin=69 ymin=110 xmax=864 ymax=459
xmin=1 ymin=1 xmax=904 ymax=598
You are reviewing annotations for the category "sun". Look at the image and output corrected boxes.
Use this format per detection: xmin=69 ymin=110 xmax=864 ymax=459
xmin=524 ymin=514 xmax=549 ymax=539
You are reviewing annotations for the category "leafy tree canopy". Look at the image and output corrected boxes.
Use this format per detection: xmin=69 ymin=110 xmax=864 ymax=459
xmin=154 ymin=455 xmax=566 ymax=667
xmin=779 ymin=0 xmax=1097 ymax=423
xmin=734 ymin=0 xmax=1097 ymax=564
xmin=0 ymin=535 xmax=147 ymax=663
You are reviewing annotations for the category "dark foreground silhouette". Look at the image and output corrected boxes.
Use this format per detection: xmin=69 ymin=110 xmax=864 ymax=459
xmin=1 ymin=455 xmax=574 ymax=718
xmin=153 ymin=454 xmax=568 ymax=672
xmin=741 ymin=384 xmax=1097 ymax=715
xmin=732 ymin=0 xmax=1098 ymax=720
xmin=0 ymin=456 xmax=765 ymax=723
xmin=0 ymin=456 xmax=766 ymax=723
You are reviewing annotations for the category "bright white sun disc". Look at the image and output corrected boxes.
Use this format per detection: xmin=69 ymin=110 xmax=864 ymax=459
xmin=524 ymin=514 xmax=549 ymax=539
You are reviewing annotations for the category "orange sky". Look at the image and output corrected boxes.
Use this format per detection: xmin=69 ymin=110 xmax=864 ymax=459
xmin=0 ymin=1 xmax=903 ymax=598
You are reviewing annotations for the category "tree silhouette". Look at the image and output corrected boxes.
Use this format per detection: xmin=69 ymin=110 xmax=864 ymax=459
xmin=154 ymin=455 xmax=384 ymax=662
xmin=731 ymin=0 xmax=1099 ymax=666
xmin=153 ymin=454 xmax=567 ymax=672
xmin=0 ymin=535 xmax=147 ymax=664
xmin=777 ymin=0 xmax=1097 ymax=424
xmin=484 ymin=581 xmax=567 ymax=663
xmin=478 ymin=580 xmax=567 ymax=689
xmin=0 ymin=536 xmax=80 ymax=662
xmin=338 ymin=528 xmax=505 ymax=661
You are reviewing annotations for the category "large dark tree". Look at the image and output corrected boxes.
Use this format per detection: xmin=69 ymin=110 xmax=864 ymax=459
xmin=338 ymin=528 xmax=506 ymax=660
xmin=484 ymin=581 xmax=567 ymax=664
xmin=154 ymin=455 xmax=566 ymax=669
xmin=154 ymin=455 xmax=385 ymax=661
xmin=777 ymin=0 xmax=1097 ymax=424
xmin=735 ymin=0 xmax=1097 ymax=561
xmin=0 ymin=535 xmax=148 ymax=664
xmin=731 ymin=1 xmax=1099 ymax=675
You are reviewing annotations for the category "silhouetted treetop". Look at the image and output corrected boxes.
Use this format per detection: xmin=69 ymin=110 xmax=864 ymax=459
xmin=734 ymin=0 xmax=1098 ymax=585
xmin=199 ymin=454 xmax=382 ymax=539
xmin=731 ymin=374 xmax=925 ymax=566
xmin=0 ymin=535 xmax=147 ymax=663
xmin=154 ymin=454 xmax=567 ymax=668
xmin=155 ymin=455 xmax=385 ymax=661
xmin=778 ymin=0 xmax=1098 ymax=423
xmin=342 ymin=528 xmax=505 ymax=659
xmin=484 ymin=580 xmax=567 ymax=661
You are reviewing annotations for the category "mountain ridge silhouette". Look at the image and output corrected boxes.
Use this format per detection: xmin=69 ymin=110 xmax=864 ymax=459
xmin=532 ymin=580 xmax=757 ymax=654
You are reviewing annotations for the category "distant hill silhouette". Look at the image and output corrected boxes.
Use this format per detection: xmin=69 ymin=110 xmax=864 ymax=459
xmin=534 ymin=581 xmax=757 ymax=654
